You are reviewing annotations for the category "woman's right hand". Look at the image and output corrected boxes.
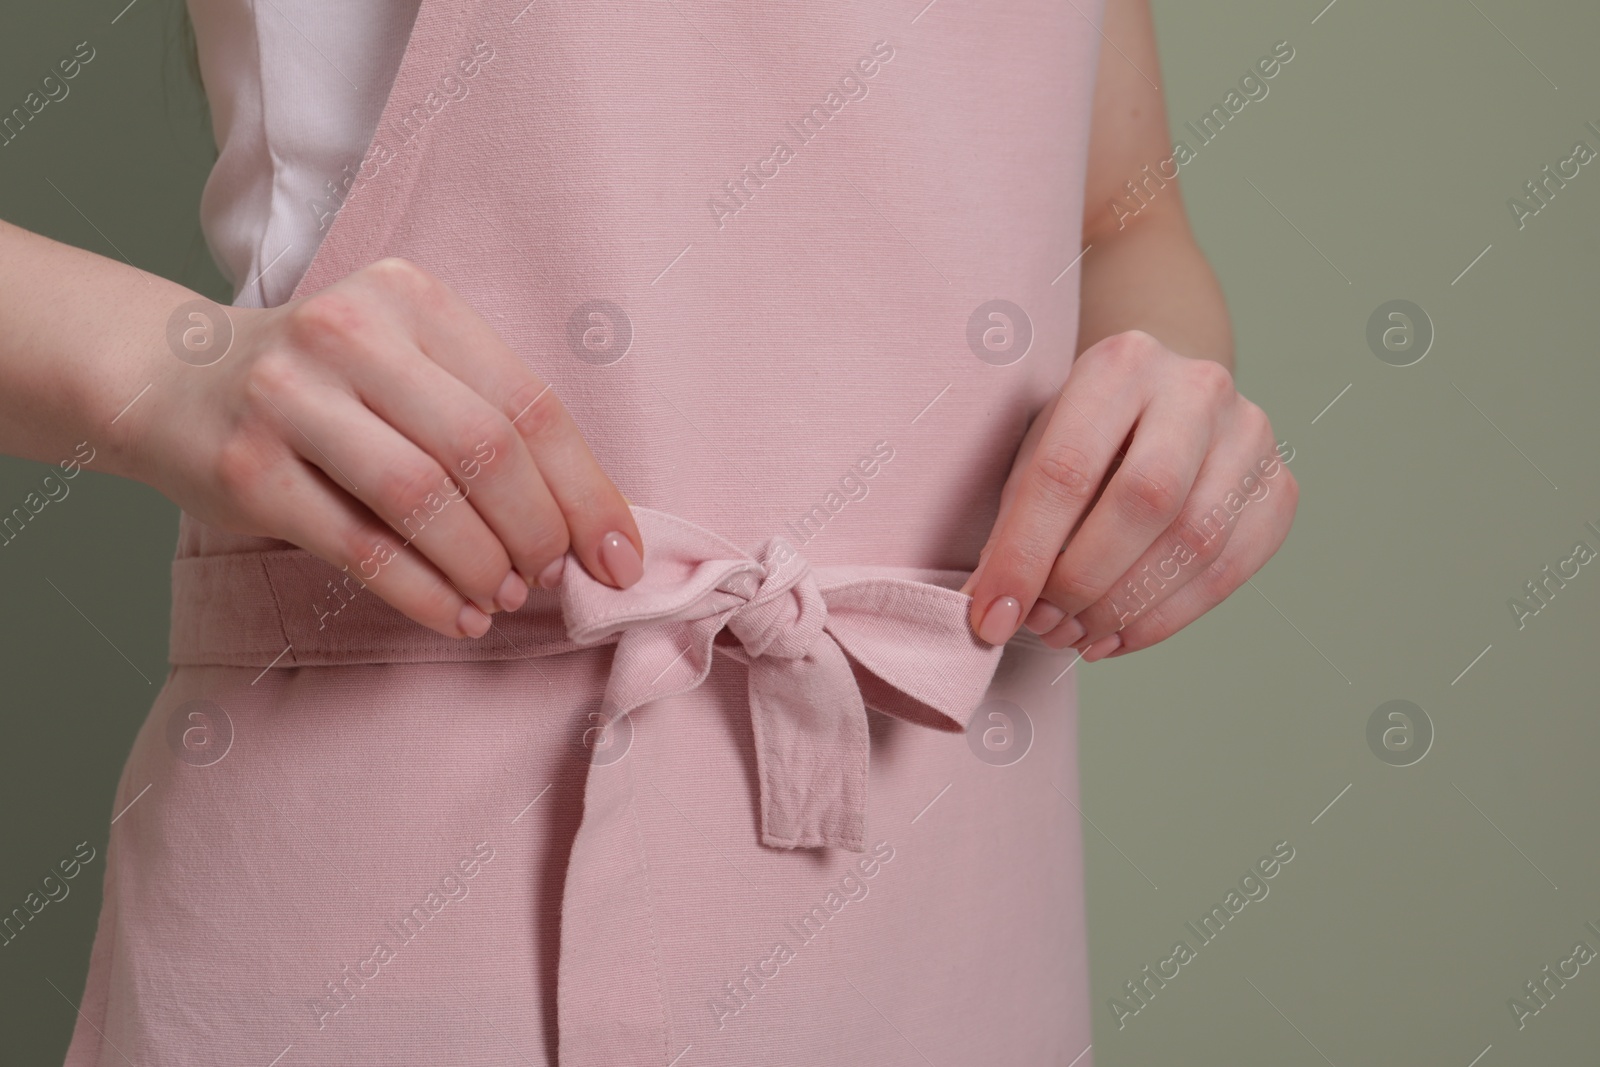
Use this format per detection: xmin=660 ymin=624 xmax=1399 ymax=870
xmin=128 ymin=257 xmax=643 ymax=640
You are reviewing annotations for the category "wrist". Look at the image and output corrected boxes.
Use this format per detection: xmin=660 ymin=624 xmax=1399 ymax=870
xmin=71 ymin=279 xmax=207 ymax=486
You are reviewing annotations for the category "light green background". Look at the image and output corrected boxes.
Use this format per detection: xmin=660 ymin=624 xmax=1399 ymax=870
xmin=2 ymin=1 xmax=1597 ymax=1063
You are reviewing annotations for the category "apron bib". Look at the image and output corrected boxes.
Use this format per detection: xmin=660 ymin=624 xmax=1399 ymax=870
xmin=67 ymin=1 xmax=1104 ymax=1063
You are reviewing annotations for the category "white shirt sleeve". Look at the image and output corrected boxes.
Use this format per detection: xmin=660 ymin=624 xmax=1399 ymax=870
xmin=186 ymin=0 xmax=423 ymax=308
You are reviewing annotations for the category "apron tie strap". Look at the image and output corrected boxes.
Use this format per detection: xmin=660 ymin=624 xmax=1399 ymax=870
xmin=560 ymin=507 xmax=1003 ymax=852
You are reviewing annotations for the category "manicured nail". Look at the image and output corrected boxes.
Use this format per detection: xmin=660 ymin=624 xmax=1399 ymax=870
xmin=537 ymin=556 xmax=566 ymax=590
xmin=457 ymin=603 xmax=491 ymax=639
xmin=495 ymin=571 xmax=529 ymax=612
xmin=1049 ymin=616 xmax=1086 ymax=647
xmin=598 ymin=531 xmax=644 ymax=588
xmin=977 ymin=595 xmax=1022 ymax=646
xmin=1081 ymin=633 xmax=1122 ymax=662
xmin=1024 ymin=600 xmax=1066 ymax=634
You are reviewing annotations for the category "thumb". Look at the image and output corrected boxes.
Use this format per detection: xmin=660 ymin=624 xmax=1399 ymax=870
xmin=959 ymin=399 xmax=1054 ymax=596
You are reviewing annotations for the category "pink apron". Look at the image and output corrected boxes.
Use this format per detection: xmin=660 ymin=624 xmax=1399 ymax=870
xmin=65 ymin=1 xmax=1103 ymax=1063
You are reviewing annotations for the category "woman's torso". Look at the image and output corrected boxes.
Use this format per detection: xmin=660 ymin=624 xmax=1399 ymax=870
xmin=64 ymin=6 xmax=1105 ymax=1063
xmin=182 ymin=0 xmax=1103 ymax=572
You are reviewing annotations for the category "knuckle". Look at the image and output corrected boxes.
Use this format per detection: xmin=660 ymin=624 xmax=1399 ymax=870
xmin=334 ymin=522 xmax=397 ymax=578
xmin=1190 ymin=357 xmax=1235 ymax=396
xmin=451 ymin=413 xmax=517 ymax=479
xmin=1199 ymin=550 xmax=1244 ymax=601
xmin=284 ymin=291 xmax=369 ymax=352
xmin=213 ymin=435 xmax=272 ymax=499
xmin=1032 ymin=443 xmax=1100 ymax=504
xmin=981 ymin=531 xmax=1056 ymax=589
xmin=456 ymin=546 xmax=509 ymax=596
xmin=1237 ymin=398 xmax=1271 ymax=434
xmin=1177 ymin=502 xmax=1233 ymax=552
xmin=377 ymin=458 xmax=449 ymax=518
xmin=365 ymin=256 xmax=431 ymax=299
xmin=1074 ymin=598 xmax=1120 ymax=636
xmin=1185 ymin=524 xmax=1228 ymax=572
xmin=1118 ymin=464 xmax=1183 ymax=525
xmin=1099 ymin=328 xmax=1160 ymax=364
xmin=979 ymin=537 xmax=1037 ymax=584
xmin=506 ymin=378 xmax=562 ymax=443
xmin=514 ymin=514 xmax=571 ymax=565
xmin=1046 ymin=563 xmax=1104 ymax=607
xmin=244 ymin=347 xmax=302 ymax=401
xmin=1118 ymin=610 xmax=1168 ymax=653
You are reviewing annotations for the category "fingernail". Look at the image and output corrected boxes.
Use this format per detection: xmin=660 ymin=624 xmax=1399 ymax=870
xmin=457 ymin=603 xmax=491 ymax=639
xmin=496 ymin=571 xmax=529 ymax=612
xmin=537 ymin=556 xmax=566 ymax=590
xmin=977 ymin=595 xmax=1022 ymax=646
xmin=1024 ymin=601 xmax=1066 ymax=634
xmin=1050 ymin=617 xmax=1086 ymax=646
xmin=599 ymin=531 xmax=644 ymax=588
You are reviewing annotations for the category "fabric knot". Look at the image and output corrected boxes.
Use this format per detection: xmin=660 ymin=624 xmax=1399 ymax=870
xmin=721 ymin=537 xmax=826 ymax=661
xmin=558 ymin=506 xmax=1006 ymax=853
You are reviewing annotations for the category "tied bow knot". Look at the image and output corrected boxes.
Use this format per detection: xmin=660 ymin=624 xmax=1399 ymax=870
xmin=559 ymin=508 xmax=1006 ymax=852
xmin=718 ymin=536 xmax=825 ymax=661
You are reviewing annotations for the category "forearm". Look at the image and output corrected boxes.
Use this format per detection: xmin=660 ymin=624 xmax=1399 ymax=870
xmin=0 ymin=218 xmax=200 ymax=478
xmin=1075 ymin=208 xmax=1234 ymax=371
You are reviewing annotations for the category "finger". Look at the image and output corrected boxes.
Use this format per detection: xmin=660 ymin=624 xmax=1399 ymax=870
xmin=259 ymin=456 xmax=496 ymax=640
xmin=337 ymin=320 xmax=572 ymax=594
xmin=1100 ymin=470 xmax=1296 ymax=657
xmin=365 ymin=260 xmax=643 ymax=587
xmin=1033 ymin=387 xmax=1213 ymax=626
xmin=964 ymin=369 xmax=1142 ymax=645
xmin=250 ymin=369 xmax=517 ymax=614
xmin=960 ymin=393 xmax=1058 ymax=597
xmin=1059 ymin=421 xmax=1284 ymax=648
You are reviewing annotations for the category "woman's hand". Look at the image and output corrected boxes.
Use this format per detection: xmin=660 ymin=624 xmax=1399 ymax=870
xmin=959 ymin=329 xmax=1297 ymax=660
xmin=130 ymin=257 xmax=643 ymax=640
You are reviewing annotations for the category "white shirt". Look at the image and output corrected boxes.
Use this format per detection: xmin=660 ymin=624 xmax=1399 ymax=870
xmin=187 ymin=0 xmax=422 ymax=308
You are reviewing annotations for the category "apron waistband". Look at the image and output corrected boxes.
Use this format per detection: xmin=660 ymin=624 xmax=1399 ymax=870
xmin=169 ymin=505 xmax=1006 ymax=852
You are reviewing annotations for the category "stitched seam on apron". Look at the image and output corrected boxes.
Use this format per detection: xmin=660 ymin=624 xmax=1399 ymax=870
xmin=622 ymin=750 xmax=673 ymax=1064
xmin=256 ymin=555 xmax=298 ymax=666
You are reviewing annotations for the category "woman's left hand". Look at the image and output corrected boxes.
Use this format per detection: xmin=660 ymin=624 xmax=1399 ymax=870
xmin=959 ymin=328 xmax=1298 ymax=660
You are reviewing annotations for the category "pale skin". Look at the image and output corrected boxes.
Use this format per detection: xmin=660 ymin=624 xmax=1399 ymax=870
xmin=0 ymin=236 xmax=645 ymax=641
xmin=959 ymin=0 xmax=1297 ymax=660
xmin=0 ymin=0 xmax=1289 ymax=653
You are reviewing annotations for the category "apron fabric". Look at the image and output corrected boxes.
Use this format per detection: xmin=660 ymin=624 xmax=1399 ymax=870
xmin=64 ymin=1 xmax=1103 ymax=1063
